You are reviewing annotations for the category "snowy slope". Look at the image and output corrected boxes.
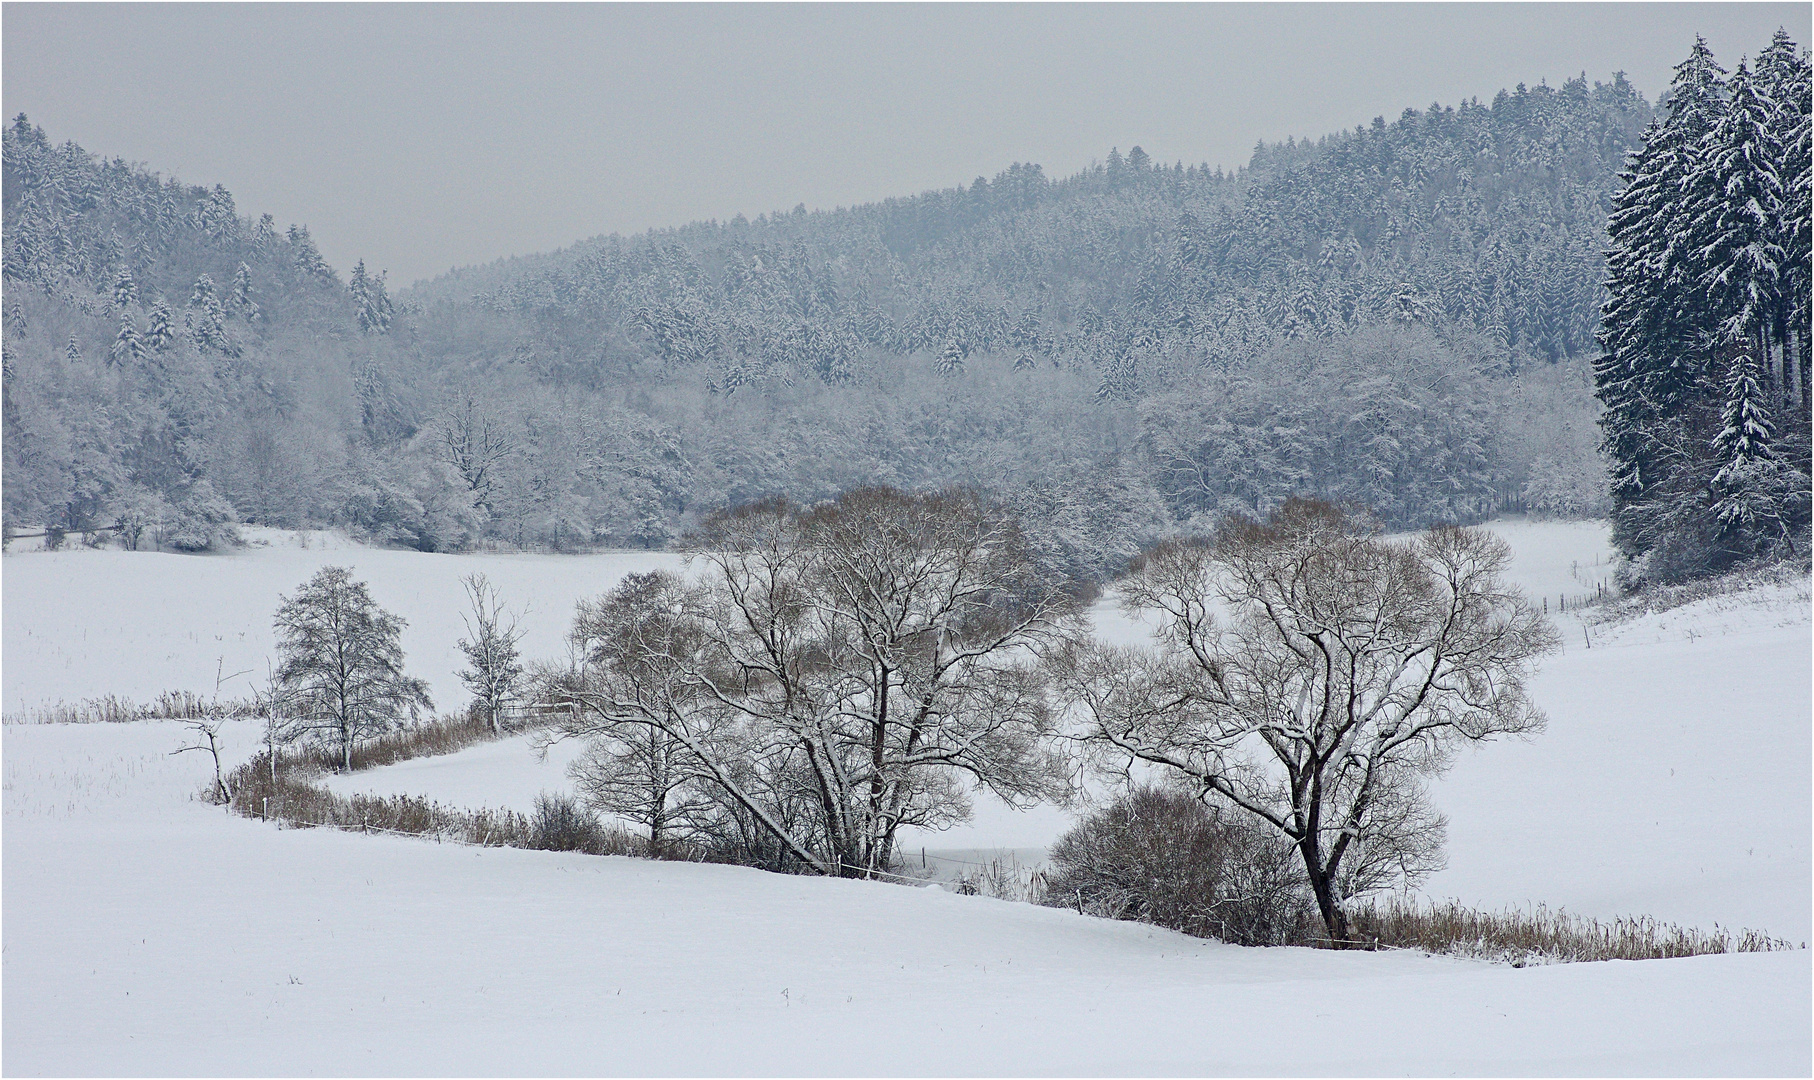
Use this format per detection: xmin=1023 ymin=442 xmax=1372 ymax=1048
xmin=4 ymin=721 xmax=1808 ymax=1076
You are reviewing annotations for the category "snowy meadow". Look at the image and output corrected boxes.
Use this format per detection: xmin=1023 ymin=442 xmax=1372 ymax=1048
xmin=3 ymin=521 xmax=1809 ymax=1075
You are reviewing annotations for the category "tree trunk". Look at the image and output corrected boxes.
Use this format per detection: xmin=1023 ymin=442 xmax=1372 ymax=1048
xmin=1766 ymin=325 xmax=1782 ymax=403
xmin=649 ymin=791 xmax=666 ymax=858
xmin=1791 ymin=326 xmax=1804 ymax=415
xmin=1306 ymin=867 xmax=1350 ymax=947
xmin=1298 ymin=836 xmax=1350 ymax=947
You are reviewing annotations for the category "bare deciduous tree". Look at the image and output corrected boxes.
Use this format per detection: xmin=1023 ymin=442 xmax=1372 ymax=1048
xmin=550 ymin=487 xmax=1083 ymax=876
xmin=559 ymin=572 xmax=715 ymax=856
xmin=1063 ymin=500 xmax=1558 ymax=945
xmin=273 ymin=566 xmax=431 ymax=770
xmin=457 ymin=572 xmax=525 ymax=732
xmin=437 ymin=392 xmax=516 ymax=516
xmin=171 ymin=658 xmax=251 ymax=804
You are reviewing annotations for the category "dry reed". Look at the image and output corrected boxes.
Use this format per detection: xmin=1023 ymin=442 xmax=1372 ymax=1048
xmin=1344 ymin=897 xmax=1798 ymax=964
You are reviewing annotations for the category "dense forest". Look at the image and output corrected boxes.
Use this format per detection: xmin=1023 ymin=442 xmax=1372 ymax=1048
xmin=1597 ymin=33 xmax=1812 ymax=583
xmin=1 ymin=67 xmax=1666 ymax=580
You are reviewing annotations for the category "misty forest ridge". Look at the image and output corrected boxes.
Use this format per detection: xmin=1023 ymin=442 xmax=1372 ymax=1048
xmin=6 ymin=74 xmax=1658 ymax=562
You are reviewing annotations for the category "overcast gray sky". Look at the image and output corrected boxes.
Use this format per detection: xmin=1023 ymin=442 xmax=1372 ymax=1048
xmin=4 ymin=3 xmax=1802 ymax=286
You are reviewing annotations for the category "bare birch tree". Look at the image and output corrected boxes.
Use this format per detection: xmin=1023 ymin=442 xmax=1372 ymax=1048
xmin=1063 ymin=500 xmax=1558 ymax=945
xmin=457 ymin=572 xmax=525 ymax=732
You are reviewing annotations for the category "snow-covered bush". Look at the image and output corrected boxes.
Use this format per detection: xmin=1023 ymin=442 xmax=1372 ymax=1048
xmin=164 ymin=480 xmax=241 ymax=551
xmin=1521 ymin=453 xmax=1612 ymax=519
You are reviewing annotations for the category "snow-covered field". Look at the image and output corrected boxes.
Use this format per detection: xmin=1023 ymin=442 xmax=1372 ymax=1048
xmin=6 ymin=722 xmax=1808 ymax=1075
xmin=1 ymin=527 xmax=685 ymax=719
xmin=4 ymin=520 xmax=1811 ymax=1074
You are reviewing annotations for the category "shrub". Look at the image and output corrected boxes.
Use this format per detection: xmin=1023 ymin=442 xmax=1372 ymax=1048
xmin=528 ymin=792 xmax=606 ymax=852
xmin=1042 ymin=785 xmax=1316 ymax=946
xmin=289 ymin=712 xmax=498 ymax=772
xmin=165 ymin=480 xmax=241 ymax=552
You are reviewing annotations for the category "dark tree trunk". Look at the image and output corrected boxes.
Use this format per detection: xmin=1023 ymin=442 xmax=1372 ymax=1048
xmin=1299 ymin=837 xmax=1351 ymax=947
xmin=649 ymin=790 xmax=666 ymax=858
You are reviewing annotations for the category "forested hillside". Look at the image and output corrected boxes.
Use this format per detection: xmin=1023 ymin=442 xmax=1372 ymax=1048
xmin=3 ymin=71 xmax=1652 ymax=577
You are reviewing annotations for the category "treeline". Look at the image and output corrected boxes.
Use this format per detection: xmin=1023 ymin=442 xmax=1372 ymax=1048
xmin=2 ymin=66 xmax=1655 ymax=570
xmin=1597 ymin=32 xmax=1812 ymax=583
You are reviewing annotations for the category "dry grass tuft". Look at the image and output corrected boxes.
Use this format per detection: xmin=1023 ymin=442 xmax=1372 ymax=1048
xmin=288 ymin=712 xmax=514 ymax=772
xmin=1344 ymin=897 xmax=1798 ymax=965
xmin=3 ymin=690 xmax=259 ymax=725
xmin=949 ymin=855 xmax=1050 ymax=903
xmin=225 ymin=750 xmax=646 ymax=857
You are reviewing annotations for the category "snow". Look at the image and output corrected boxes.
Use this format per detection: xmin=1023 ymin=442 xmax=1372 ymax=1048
xmin=1 ymin=527 xmax=689 ymax=718
xmin=4 ymin=520 xmax=1810 ymax=1073
xmin=4 ymin=721 xmax=1808 ymax=1076
xmin=321 ymin=730 xmax=590 ymax=815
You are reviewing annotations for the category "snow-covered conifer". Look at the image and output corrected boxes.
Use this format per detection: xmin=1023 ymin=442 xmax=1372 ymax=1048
xmin=1713 ymin=349 xmax=1776 ymax=469
xmin=935 ymin=338 xmax=966 ymax=376
xmin=111 ymin=266 xmax=137 ymax=309
xmin=145 ymin=300 xmax=176 ymax=352
xmin=109 ymin=315 xmax=144 ymax=367
xmin=1694 ymin=61 xmax=1786 ymax=346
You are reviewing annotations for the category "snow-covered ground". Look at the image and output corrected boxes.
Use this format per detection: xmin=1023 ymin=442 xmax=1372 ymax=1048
xmin=4 ymin=520 xmax=1810 ymax=1073
xmin=322 ymin=729 xmax=590 ymax=816
xmin=1 ymin=527 xmax=687 ymax=718
xmin=5 ymin=721 xmax=1808 ymax=1076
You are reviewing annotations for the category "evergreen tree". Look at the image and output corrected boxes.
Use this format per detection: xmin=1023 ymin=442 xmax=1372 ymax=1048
xmin=231 ymin=261 xmax=254 ymax=314
xmin=187 ymin=273 xmax=230 ymax=352
xmin=108 ymin=315 xmax=144 ymax=367
xmin=1754 ymin=30 xmax=1812 ymax=410
xmin=1713 ymin=349 xmax=1775 ymax=468
xmin=1598 ymin=40 xmax=1730 ymax=540
xmin=1694 ymin=60 xmax=1786 ymax=350
xmin=65 ymin=335 xmax=81 ymax=364
xmin=251 ymin=212 xmax=278 ymax=253
xmin=111 ymin=266 xmax=137 ymax=308
xmin=350 ymin=260 xmax=392 ymax=335
xmin=1597 ymin=35 xmax=1812 ymax=577
xmin=935 ymin=338 xmax=966 ymax=376
xmin=287 ymin=224 xmax=335 ymax=284
xmin=1711 ymin=350 xmax=1807 ymax=550
xmin=145 ymin=300 xmax=176 ymax=352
